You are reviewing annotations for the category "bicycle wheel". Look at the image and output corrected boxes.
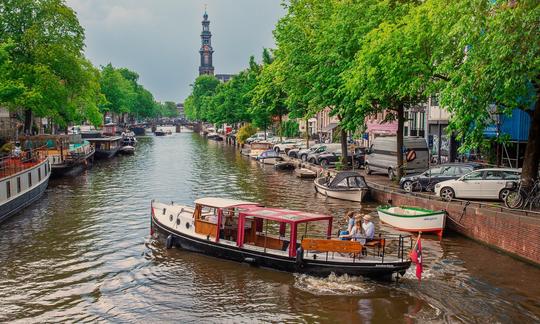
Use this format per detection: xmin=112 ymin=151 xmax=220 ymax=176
xmin=504 ymin=190 xmax=524 ymax=209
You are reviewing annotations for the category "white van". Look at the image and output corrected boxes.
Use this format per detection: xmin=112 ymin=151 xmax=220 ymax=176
xmin=365 ymin=136 xmax=429 ymax=179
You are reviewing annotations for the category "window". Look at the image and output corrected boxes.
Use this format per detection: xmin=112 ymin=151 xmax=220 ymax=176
xmin=426 ymin=167 xmax=443 ymax=175
xmin=431 ymin=94 xmax=439 ymax=106
xmin=28 ymin=173 xmax=32 ymax=187
xmin=502 ymin=171 xmax=520 ymax=180
xmin=484 ymin=171 xmax=503 ymax=180
xmin=463 ymin=171 xmax=483 ymax=180
xmin=38 ymin=168 xmax=42 ymax=182
xmin=6 ymin=181 xmax=11 ymax=199
xmin=17 ymin=177 xmax=21 ymax=193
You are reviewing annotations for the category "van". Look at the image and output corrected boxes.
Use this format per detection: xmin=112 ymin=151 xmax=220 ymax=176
xmin=365 ymin=136 xmax=429 ymax=179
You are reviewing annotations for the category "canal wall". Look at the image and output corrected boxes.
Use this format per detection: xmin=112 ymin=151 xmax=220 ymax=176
xmin=367 ymin=181 xmax=540 ymax=266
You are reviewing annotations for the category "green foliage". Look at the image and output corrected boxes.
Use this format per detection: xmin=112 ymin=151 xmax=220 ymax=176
xmin=278 ymin=120 xmax=299 ymax=138
xmin=237 ymin=123 xmax=257 ymax=144
xmin=184 ymin=75 xmax=220 ymax=121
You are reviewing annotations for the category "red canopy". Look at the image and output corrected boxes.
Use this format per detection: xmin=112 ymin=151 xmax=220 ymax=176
xmin=237 ymin=206 xmax=333 ymax=257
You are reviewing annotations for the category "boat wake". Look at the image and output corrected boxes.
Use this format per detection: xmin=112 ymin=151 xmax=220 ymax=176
xmin=293 ymin=273 xmax=374 ymax=296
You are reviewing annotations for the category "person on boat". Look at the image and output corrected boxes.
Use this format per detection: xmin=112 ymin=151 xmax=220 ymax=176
xmin=362 ymin=214 xmax=375 ymax=241
xmin=339 ymin=220 xmax=366 ymax=244
xmin=12 ymin=142 xmax=21 ymax=158
xmin=345 ymin=211 xmax=355 ymax=233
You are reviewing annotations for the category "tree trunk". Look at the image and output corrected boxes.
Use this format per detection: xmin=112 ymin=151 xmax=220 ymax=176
xmin=396 ymin=104 xmax=405 ymax=180
xmin=279 ymin=114 xmax=283 ymax=142
xmin=24 ymin=109 xmax=32 ymax=135
xmin=340 ymin=126 xmax=348 ymax=167
xmin=521 ymin=99 xmax=540 ymax=188
xmin=305 ymin=118 xmax=310 ymax=149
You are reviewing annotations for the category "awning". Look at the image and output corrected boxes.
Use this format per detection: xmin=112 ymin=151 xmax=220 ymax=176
xmin=321 ymin=123 xmax=338 ymax=133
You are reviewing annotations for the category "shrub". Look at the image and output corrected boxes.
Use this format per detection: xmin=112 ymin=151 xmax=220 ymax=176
xmin=237 ymin=123 xmax=257 ymax=144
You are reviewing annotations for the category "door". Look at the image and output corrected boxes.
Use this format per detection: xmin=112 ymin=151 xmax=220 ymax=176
xmin=457 ymin=170 xmax=485 ymax=198
xmin=482 ymin=170 xmax=505 ymax=199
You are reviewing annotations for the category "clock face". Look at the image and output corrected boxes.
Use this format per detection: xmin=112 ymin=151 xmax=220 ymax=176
xmin=203 ymin=45 xmax=210 ymax=51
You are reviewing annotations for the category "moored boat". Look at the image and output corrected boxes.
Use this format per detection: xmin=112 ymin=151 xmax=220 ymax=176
xmin=119 ymin=131 xmax=137 ymax=155
xmin=151 ymin=197 xmax=412 ymax=279
xmin=314 ymin=171 xmax=369 ymax=202
xmin=295 ymin=168 xmax=317 ymax=179
xmin=86 ymin=136 xmax=123 ymax=159
xmin=255 ymin=149 xmax=282 ymax=165
xmin=154 ymin=130 xmax=166 ymax=136
xmin=377 ymin=205 xmax=446 ymax=238
xmin=274 ymin=161 xmax=296 ymax=171
xmin=0 ymin=149 xmax=51 ymax=223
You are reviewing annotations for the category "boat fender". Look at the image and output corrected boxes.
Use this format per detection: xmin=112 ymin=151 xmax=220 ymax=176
xmin=296 ymin=247 xmax=304 ymax=267
xmin=244 ymin=257 xmax=257 ymax=265
xmin=166 ymin=234 xmax=174 ymax=249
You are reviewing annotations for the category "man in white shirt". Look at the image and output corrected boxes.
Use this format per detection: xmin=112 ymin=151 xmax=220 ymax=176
xmin=362 ymin=214 xmax=375 ymax=240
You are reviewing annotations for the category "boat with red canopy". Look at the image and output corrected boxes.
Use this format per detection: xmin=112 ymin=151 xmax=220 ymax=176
xmin=151 ymin=197 xmax=411 ymax=279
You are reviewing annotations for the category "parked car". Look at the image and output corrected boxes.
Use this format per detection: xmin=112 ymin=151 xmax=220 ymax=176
xmin=434 ymin=168 xmax=521 ymax=201
xmin=273 ymin=139 xmax=302 ymax=153
xmin=296 ymin=144 xmax=323 ymax=161
xmin=399 ymin=163 xmax=483 ymax=192
xmin=307 ymin=144 xmax=341 ymax=164
xmin=246 ymin=132 xmax=274 ymax=144
xmin=317 ymin=148 xmax=366 ymax=168
xmin=365 ymin=136 xmax=429 ymax=180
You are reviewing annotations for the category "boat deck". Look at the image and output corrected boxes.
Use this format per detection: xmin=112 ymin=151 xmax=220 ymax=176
xmin=0 ymin=158 xmax=42 ymax=178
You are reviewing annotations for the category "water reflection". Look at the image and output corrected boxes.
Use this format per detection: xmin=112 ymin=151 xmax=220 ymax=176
xmin=0 ymin=131 xmax=538 ymax=322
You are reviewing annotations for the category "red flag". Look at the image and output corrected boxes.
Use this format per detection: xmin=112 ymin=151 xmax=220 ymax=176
xmin=409 ymin=235 xmax=423 ymax=281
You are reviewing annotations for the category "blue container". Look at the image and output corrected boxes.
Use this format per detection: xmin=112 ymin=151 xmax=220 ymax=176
xmin=339 ymin=230 xmax=349 ymax=240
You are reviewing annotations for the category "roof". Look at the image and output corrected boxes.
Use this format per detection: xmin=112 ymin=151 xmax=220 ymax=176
xmin=329 ymin=171 xmax=368 ymax=188
xmin=194 ymin=197 xmax=259 ymax=208
xmin=239 ymin=206 xmax=332 ymax=224
xmin=321 ymin=123 xmax=339 ymax=133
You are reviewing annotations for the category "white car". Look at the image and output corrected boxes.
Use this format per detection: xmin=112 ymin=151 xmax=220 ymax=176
xmin=434 ymin=168 xmax=521 ymax=201
xmin=273 ymin=139 xmax=302 ymax=153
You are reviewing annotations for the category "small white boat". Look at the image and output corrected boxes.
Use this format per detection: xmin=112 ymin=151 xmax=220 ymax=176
xmin=255 ymin=149 xmax=282 ymax=165
xmin=377 ymin=206 xmax=446 ymax=238
xmin=314 ymin=171 xmax=369 ymax=202
xmin=295 ymin=168 xmax=317 ymax=179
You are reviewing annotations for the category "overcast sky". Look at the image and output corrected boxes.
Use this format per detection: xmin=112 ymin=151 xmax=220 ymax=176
xmin=66 ymin=0 xmax=285 ymax=103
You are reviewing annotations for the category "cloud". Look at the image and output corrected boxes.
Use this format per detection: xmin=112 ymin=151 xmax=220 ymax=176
xmin=66 ymin=0 xmax=285 ymax=102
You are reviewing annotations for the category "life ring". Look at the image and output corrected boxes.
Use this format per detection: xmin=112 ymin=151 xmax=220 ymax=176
xmin=296 ymin=246 xmax=304 ymax=267
xmin=166 ymin=234 xmax=174 ymax=249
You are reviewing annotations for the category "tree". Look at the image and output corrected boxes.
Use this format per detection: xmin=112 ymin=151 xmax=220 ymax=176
xmin=434 ymin=0 xmax=540 ymax=187
xmin=0 ymin=0 xmax=88 ymax=131
xmin=184 ymin=75 xmax=220 ymax=121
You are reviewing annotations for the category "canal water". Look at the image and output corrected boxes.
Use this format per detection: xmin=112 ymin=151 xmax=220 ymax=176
xmin=1 ymin=130 xmax=539 ymax=323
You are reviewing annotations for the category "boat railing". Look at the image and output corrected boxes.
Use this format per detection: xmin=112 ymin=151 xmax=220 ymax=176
xmin=301 ymin=233 xmax=413 ymax=263
xmin=0 ymin=146 xmax=48 ymax=178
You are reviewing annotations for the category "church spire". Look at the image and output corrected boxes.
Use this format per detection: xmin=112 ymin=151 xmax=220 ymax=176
xmin=199 ymin=7 xmax=214 ymax=76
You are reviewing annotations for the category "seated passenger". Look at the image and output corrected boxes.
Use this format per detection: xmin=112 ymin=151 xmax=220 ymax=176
xmin=362 ymin=214 xmax=375 ymax=241
xmin=339 ymin=220 xmax=366 ymax=244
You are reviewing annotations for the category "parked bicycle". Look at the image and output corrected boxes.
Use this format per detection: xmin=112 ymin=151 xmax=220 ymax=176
xmin=504 ymin=179 xmax=540 ymax=210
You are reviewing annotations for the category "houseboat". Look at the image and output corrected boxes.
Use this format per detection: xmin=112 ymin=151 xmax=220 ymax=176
xmin=151 ymin=197 xmax=412 ymax=279
xmin=0 ymin=149 xmax=51 ymax=223
xmin=86 ymin=136 xmax=123 ymax=159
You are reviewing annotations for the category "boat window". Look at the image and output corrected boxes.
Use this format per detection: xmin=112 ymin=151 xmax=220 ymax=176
xmin=17 ymin=177 xmax=21 ymax=193
xmin=6 ymin=181 xmax=11 ymax=199
xmin=38 ymin=168 xmax=42 ymax=182
xmin=335 ymin=178 xmax=349 ymax=188
xmin=28 ymin=173 xmax=32 ymax=187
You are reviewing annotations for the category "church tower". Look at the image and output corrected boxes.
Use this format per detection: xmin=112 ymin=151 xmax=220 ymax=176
xmin=199 ymin=10 xmax=214 ymax=75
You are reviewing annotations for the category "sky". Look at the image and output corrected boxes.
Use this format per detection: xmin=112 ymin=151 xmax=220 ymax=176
xmin=66 ymin=0 xmax=285 ymax=103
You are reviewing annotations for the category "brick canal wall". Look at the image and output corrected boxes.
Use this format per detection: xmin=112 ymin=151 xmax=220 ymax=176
xmin=368 ymin=181 xmax=540 ymax=266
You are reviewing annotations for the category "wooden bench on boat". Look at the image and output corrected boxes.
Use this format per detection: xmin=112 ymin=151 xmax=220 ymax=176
xmin=302 ymin=238 xmax=363 ymax=253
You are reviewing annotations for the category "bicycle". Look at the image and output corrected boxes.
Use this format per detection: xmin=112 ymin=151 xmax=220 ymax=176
xmin=504 ymin=179 xmax=540 ymax=210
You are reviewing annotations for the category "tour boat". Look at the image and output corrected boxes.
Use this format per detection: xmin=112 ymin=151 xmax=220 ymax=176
xmin=119 ymin=131 xmax=137 ymax=155
xmin=377 ymin=205 xmax=446 ymax=238
xmin=0 ymin=150 xmax=51 ymax=223
xmin=150 ymin=197 xmax=412 ymax=279
xmin=314 ymin=171 xmax=369 ymax=202
xmin=255 ymin=149 xmax=282 ymax=165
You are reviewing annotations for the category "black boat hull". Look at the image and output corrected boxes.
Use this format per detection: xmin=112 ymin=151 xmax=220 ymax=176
xmin=152 ymin=215 xmax=410 ymax=279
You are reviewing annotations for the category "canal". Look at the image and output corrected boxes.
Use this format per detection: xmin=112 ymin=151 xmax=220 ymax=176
xmin=1 ymin=130 xmax=539 ymax=322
